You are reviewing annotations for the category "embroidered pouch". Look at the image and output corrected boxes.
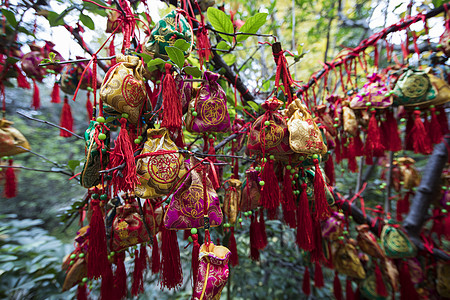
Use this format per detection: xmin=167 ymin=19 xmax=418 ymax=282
xmin=333 ymin=242 xmax=366 ymax=279
xmin=144 ymin=10 xmax=193 ymax=59
xmin=99 ymin=54 xmax=148 ymax=124
xmin=231 ymin=118 xmax=247 ymax=153
xmin=143 ymin=199 xmax=163 ymax=236
xmin=0 ymin=119 xmax=30 ymax=157
xmin=21 ymin=51 xmax=46 ymax=81
xmin=322 ymin=212 xmax=344 ymax=241
xmin=247 ymin=97 xmax=292 ymax=158
xmin=175 ymin=74 xmax=193 ymax=115
xmin=314 ymin=104 xmax=337 ymax=136
xmin=437 ymin=262 xmax=450 ymax=298
xmin=135 ymin=128 xmax=186 ymax=198
xmin=240 ymin=167 xmax=261 ymax=212
xmin=382 ymin=258 xmax=399 ymax=292
xmin=186 ymin=71 xmax=231 ymax=133
xmin=192 ymin=243 xmax=231 ymax=300
xmin=392 ymin=68 xmax=436 ymax=107
xmin=381 ymin=221 xmax=417 ymax=259
xmin=356 ymin=224 xmax=385 ymax=259
xmin=439 ymin=27 xmax=450 ymax=57
xmin=80 ymin=121 xmax=110 ymax=188
xmin=163 ymin=158 xmax=223 ymax=230
xmin=223 ymin=179 xmax=242 ymax=225
xmin=426 ymin=72 xmax=450 ymax=108
xmin=286 ymin=98 xmax=327 ymax=155
xmin=111 ymin=201 xmax=150 ymax=252
xmin=60 ymin=59 xmax=102 ymax=95
xmin=397 ymin=157 xmax=420 ymax=190
xmin=350 ymin=73 xmax=392 ymax=109
xmin=342 ymin=105 xmax=358 ymax=136
xmin=360 ymin=273 xmax=389 ymax=300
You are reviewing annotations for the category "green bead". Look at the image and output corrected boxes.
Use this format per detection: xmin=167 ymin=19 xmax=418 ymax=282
xmin=436 ymin=111 xmax=441 ymax=115
xmin=70 ymin=254 xmax=76 ymax=259
xmin=312 ymin=154 xmax=319 ymax=159
xmin=292 ymin=180 xmax=296 ymax=185
xmin=79 ymin=253 xmax=85 ymax=258
xmin=349 ymin=216 xmax=353 ymax=220
xmin=91 ymin=193 xmax=99 ymax=199
xmin=238 ymin=218 xmax=243 ymax=222
xmin=110 ymin=252 xmax=115 ymax=256
xmin=188 ymin=236 xmax=193 ymax=242
xmin=262 ymin=158 xmax=267 ymax=163
xmin=138 ymin=135 xmax=143 ymax=141
xmin=400 ymin=118 xmax=406 ymax=122
xmin=134 ymin=138 xmax=141 ymax=144
xmin=69 ymin=260 xmax=74 ymax=265
xmin=82 ymin=277 xmax=88 ymax=283
xmin=343 ymin=231 xmax=349 ymax=235
xmin=442 ymin=209 xmax=448 ymax=214
xmin=370 ymin=108 xmax=376 ymax=112
xmin=191 ymin=107 xmax=195 ymax=112
xmin=443 ymin=186 xmax=448 ymax=191
xmin=334 ymin=117 xmax=339 ymax=122
xmin=290 ymin=169 xmax=295 ymax=174
xmin=248 ymin=211 xmax=252 ymax=215
xmin=384 ymin=93 xmax=390 ymax=98
xmin=264 ymin=121 xmax=271 ymax=126
xmin=333 ymin=124 xmax=339 ymax=128
xmin=400 ymin=181 xmax=404 ymax=185
xmin=269 ymin=155 xmax=275 ymax=160
xmin=121 ymin=113 xmax=129 ymax=119
xmin=446 ymin=202 xmax=450 ymax=206
xmin=255 ymin=167 xmax=261 ymax=171
xmin=208 ymin=134 xmax=214 ymax=139
xmin=98 ymin=133 xmax=107 ymax=140
xmin=192 ymin=111 xmax=198 ymax=117
xmin=233 ymin=139 xmax=237 ymax=142
xmin=286 ymin=165 xmax=292 ymax=170
xmin=190 ymin=228 xmax=198 ymax=235
xmin=294 ymin=174 xmax=299 ymax=179
xmin=244 ymin=212 xmax=249 ymax=216
xmin=259 ymin=181 xmax=265 ymax=186
xmin=338 ymin=236 xmax=345 ymax=240
xmin=365 ymin=102 xmax=371 ymax=107
xmin=437 ymin=43 xmax=443 ymax=48
xmin=96 ymin=116 xmax=106 ymax=123
xmin=100 ymin=194 xmax=108 ymax=201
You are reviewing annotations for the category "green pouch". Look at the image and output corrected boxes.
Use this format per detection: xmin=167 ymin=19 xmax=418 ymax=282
xmin=392 ymin=68 xmax=436 ymax=107
xmin=381 ymin=220 xmax=416 ymax=259
xmin=144 ymin=11 xmax=193 ymax=59
xmin=80 ymin=120 xmax=110 ymax=188
xmin=360 ymin=273 xmax=389 ymax=300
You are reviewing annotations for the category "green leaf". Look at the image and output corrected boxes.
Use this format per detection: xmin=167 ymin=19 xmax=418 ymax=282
xmin=105 ymin=116 xmax=117 ymax=123
xmin=247 ymin=101 xmax=260 ymax=112
xmin=67 ymin=160 xmax=80 ymax=171
xmin=147 ymin=58 xmax=166 ymax=67
xmin=6 ymin=57 xmax=19 ymax=64
xmin=207 ymin=7 xmax=234 ymax=43
xmin=174 ymin=39 xmax=190 ymax=52
xmin=183 ymin=66 xmax=202 ymax=78
xmin=1 ymin=9 xmax=17 ymax=27
xmin=134 ymin=52 xmax=153 ymax=64
xmin=222 ymin=53 xmax=236 ymax=66
xmin=216 ymin=41 xmax=231 ymax=53
xmin=79 ymin=13 xmax=95 ymax=30
xmin=236 ymin=13 xmax=268 ymax=42
xmin=166 ymin=46 xmax=185 ymax=69
xmin=47 ymin=11 xmax=66 ymax=27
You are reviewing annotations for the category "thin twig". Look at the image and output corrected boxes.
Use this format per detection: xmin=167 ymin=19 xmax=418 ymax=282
xmin=16 ymin=146 xmax=62 ymax=168
xmin=17 ymin=111 xmax=84 ymax=140
xmin=207 ymin=25 xmax=277 ymax=40
xmin=39 ymin=56 xmax=116 ymax=67
xmin=0 ymin=165 xmax=74 ymax=177
xmin=238 ymin=45 xmax=263 ymax=72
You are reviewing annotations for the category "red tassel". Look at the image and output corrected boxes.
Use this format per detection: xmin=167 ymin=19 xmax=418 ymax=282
xmin=160 ymin=225 xmax=183 ymax=290
xmin=77 ymin=283 xmax=88 ymax=300
xmin=151 ymin=235 xmax=160 ymax=274
xmin=5 ymin=159 xmax=17 ymax=198
xmin=32 ymin=78 xmax=40 ymax=109
xmin=396 ymin=192 xmax=411 ymax=222
xmin=258 ymin=210 xmax=268 ymax=249
xmin=51 ymin=82 xmax=61 ymax=103
xmin=197 ymin=27 xmax=211 ymax=67
xmin=411 ymin=109 xmax=432 ymax=155
xmin=334 ymin=272 xmax=343 ymax=300
xmin=296 ymin=183 xmax=314 ymax=251
xmin=161 ymin=64 xmax=182 ymax=132
xmin=86 ymin=94 xmax=93 ymax=121
xmin=324 ymin=155 xmax=335 ymax=185
xmin=436 ymin=105 xmax=449 ymax=135
xmin=365 ymin=110 xmax=385 ymax=163
xmin=375 ymin=262 xmax=388 ymax=297
xmin=314 ymin=262 xmax=324 ymax=288
xmin=310 ymin=218 xmax=325 ymax=263
xmin=302 ymin=266 xmax=311 ymax=295
xmin=87 ymin=199 xmax=109 ymax=279
xmin=250 ymin=245 xmax=260 ymax=261
xmin=109 ymin=36 xmax=116 ymax=66
xmin=13 ymin=64 xmax=31 ymax=89
xmin=334 ymin=136 xmax=342 ymax=163
xmin=313 ymin=159 xmax=330 ymax=220
xmin=347 ymin=141 xmax=358 ymax=173
xmin=110 ymin=118 xmax=139 ymax=193
xmin=282 ymin=168 xmax=295 ymax=209
xmin=191 ymin=233 xmax=200 ymax=286
xmin=60 ymin=96 xmax=74 ymax=137
xmin=114 ymin=252 xmax=127 ymax=300
xmin=260 ymin=159 xmax=280 ymax=214
xmin=229 ymin=227 xmax=239 ymax=266
xmin=346 ymin=278 xmax=355 ymax=300
xmin=100 ymin=264 xmax=114 ymax=300
xmin=282 ymin=201 xmax=297 ymax=229
xmin=383 ymin=110 xmax=402 ymax=152
xmin=429 ymin=106 xmax=443 ymax=144
xmin=249 ymin=214 xmax=259 ymax=261
xmin=399 ymin=260 xmax=419 ymax=300
xmin=131 ymin=248 xmax=144 ymax=296
xmin=353 ymin=132 xmax=364 ymax=156
xmin=232 ymin=158 xmax=239 ymax=179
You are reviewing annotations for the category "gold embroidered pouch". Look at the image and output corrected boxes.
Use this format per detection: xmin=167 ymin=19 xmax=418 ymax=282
xmin=223 ymin=179 xmax=242 ymax=224
xmin=135 ymin=128 xmax=186 ymax=198
xmin=99 ymin=54 xmax=148 ymax=124
xmin=333 ymin=242 xmax=366 ymax=279
xmin=0 ymin=119 xmax=30 ymax=157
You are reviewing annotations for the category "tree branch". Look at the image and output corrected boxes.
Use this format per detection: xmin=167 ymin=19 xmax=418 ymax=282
xmin=0 ymin=165 xmax=74 ymax=177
